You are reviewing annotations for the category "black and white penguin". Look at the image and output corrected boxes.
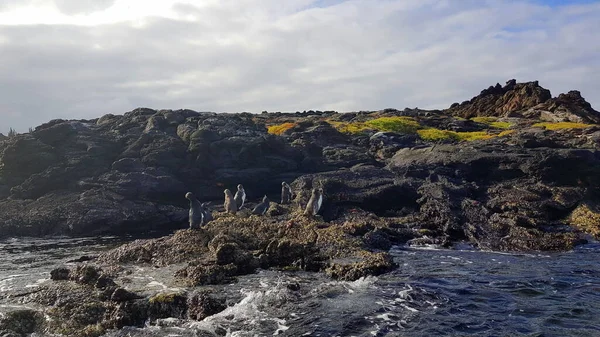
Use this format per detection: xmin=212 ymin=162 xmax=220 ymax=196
xmin=252 ymin=195 xmax=270 ymax=215
xmin=281 ymin=182 xmax=293 ymax=204
xmin=185 ymin=192 xmax=204 ymax=229
xmin=234 ymin=184 xmax=246 ymax=209
xmin=224 ymin=189 xmax=238 ymax=214
xmin=201 ymin=202 xmax=213 ymax=225
xmin=304 ymin=188 xmax=323 ymax=216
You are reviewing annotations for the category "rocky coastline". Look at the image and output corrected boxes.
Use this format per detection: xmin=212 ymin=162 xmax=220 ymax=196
xmin=1 ymin=79 xmax=600 ymax=335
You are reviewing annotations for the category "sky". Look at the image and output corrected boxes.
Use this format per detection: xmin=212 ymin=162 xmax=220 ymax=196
xmin=0 ymin=0 xmax=599 ymax=134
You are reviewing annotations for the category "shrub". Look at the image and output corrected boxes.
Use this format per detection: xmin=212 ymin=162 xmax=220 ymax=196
xmin=267 ymin=122 xmax=296 ymax=135
xmin=532 ymin=122 xmax=594 ymax=130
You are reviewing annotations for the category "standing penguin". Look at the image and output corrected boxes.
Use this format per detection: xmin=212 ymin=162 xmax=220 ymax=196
xmin=234 ymin=184 xmax=246 ymax=209
xmin=252 ymin=195 xmax=270 ymax=215
xmin=304 ymin=188 xmax=323 ymax=216
xmin=224 ymin=189 xmax=238 ymax=214
xmin=201 ymin=202 xmax=213 ymax=225
xmin=281 ymin=182 xmax=293 ymax=204
xmin=185 ymin=192 xmax=204 ymax=229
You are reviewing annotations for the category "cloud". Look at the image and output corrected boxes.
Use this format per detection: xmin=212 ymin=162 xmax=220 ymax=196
xmin=0 ymin=0 xmax=599 ymax=134
xmin=53 ymin=0 xmax=116 ymax=15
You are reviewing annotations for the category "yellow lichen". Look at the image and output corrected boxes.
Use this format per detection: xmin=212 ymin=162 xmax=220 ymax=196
xmin=364 ymin=116 xmax=421 ymax=133
xmin=471 ymin=117 xmax=511 ymax=129
xmin=569 ymin=204 xmax=600 ymax=238
xmin=327 ymin=121 xmax=371 ymax=134
xmin=454 ymin=131 xmax=495 ymax=141
xmin=417 ymin=128 xmax=494 ymax=142
xmin=417 ymin=128 xmax=458 ymax=141
xmin=267 ymin=122 xmax=296 ymax=135
xmin=328 ymin=116 xmax=421 ymax=134
xmin=498 ymin=130 xmax=515 ymax=137
xmin=532 ymin=122 xmax=594 ymax=130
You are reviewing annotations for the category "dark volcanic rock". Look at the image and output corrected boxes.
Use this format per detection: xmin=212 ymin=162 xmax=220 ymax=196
xmin=291 ymin=164 xmax=419 ymax=218
xmin=0 ymin=82 xmax=599 ymax=255
xmin=0 ymin=309 xmax=45 ymax=335
xmin=187 ymin=291 xmax=227 ymax=320
xmin=50 ymin=267 xmax=70 ymax=280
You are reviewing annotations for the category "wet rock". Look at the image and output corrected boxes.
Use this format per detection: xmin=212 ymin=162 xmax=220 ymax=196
xmin=176 ymin=263 xmax=238 ymax=286
xmin=187 ymin=291 xmax=227 ymax=320
xmin=50 ymin=267 xmax=70 ymax=280
xmin=363 ymin=229 xmax=393 ymax=250
xmin=325 ymin=252 xmax=397 ymax=281
xmin=98 ymin=229 xmax=211 ymax=266
xmin=0 ymin=309 xmax=45 ymax=335
xmin=147 ymin=292 xmax=188 ymax=321
xmin=110 ymin=288 xmax=140 ymax=302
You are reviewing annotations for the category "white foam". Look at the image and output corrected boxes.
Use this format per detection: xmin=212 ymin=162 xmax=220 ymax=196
xmin=273 ymin=318 xmax=289 ymax=335
xmin=401 ymin=304 xmax=419 ymax=313
xmin=188 ymin=284 xmax=291 ymax=336
xmin=25 ymin=278 xmax=47 ymax=288
xmin=147 ymin=281 xmax=167 ymax=289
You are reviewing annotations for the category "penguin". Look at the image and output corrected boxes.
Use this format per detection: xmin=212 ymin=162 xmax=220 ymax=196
xmin=224 ymin=189 xmax=238 ymax=214
xmin=281 ymin=182 xmax=293 ymax=204
xmin=185 ymin=192 xmax=204 ymax=229
xmin=252 ymin=195 xmax=270 ymax=215
xmin=304 ymin=188 xmax=323 ymax=216
xmin=234 ymin=184 xmax=246 ymax=209
xmin=201 ymin=202 xmax=213 ymax=225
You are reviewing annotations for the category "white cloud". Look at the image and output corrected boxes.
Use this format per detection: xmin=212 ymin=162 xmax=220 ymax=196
xmin=0 ymin=0 xmax=598 ymax=134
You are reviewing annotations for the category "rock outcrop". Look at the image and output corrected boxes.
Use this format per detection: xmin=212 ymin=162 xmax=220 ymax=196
xmin=447 ymin=79 xmax=600 ymax=124
xmin=1 ymin=80 xmax=599 ymax=249
xmin=1 ymin=79 xmax=600 ymax=336
xmin=447 ymin=79 xmax=552 ymax=118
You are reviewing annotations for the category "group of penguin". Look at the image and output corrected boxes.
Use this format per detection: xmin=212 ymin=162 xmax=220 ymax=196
xmin=185 ymin=182 xmax=324 ymax=229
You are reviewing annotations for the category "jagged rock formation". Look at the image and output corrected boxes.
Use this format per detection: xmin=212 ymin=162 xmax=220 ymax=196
xmin=448 ymin=79 xmax=551 ymax=118
xmin=447 ymin=79 xmax=600 ymax=123
xmin=532 ymin=90 xmax=600 ymax=123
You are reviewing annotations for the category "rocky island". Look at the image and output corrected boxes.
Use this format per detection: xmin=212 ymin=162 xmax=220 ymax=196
xmin=1 ymin=79 xmax=599 ymax=336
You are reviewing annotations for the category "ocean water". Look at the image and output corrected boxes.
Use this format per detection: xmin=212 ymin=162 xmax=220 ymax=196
xmin=1 ymin=236 xmax=599 ymax=337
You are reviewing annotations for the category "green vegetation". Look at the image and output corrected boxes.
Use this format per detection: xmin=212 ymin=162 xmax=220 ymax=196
xmin=454 ymin=131 xmax=495 ymax=141
xmin=364 ymin=116 xmax=421 ymax=133
xmin=328 ymin=120 xmax=371 ymax=134
xmin=329 ymin=116 xmax=420 ymax=134
xmin=417 ymin=128 xmax=494 ymax=142
xmin=329 ymin=117 xmax=495 ymax=142
xmin=498 ymin=130 xmax=515 ymax=137
xmin=267 ymin=122 xmax=296 ymax=135
xmin=471 ymin=117 xmax=511 ymax=129
xmin=417 ymin=128 xmax=457 ymax=141
xmin=532 ymin=122 xmax=594 ymax=130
